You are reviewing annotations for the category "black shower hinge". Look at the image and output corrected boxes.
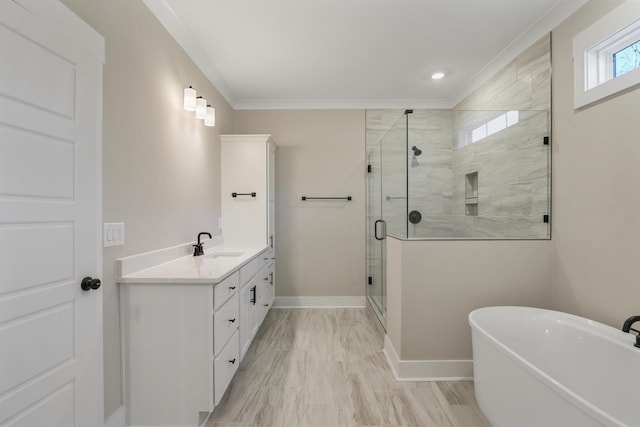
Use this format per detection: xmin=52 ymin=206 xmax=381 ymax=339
xmin=543 ymin=136 xmax=550 ymax=145
xmin=368 ymin=276 xmax=373 ymax=285
xmin=543 ymin=214 xmax=549 ymax=223
xmin=367 ymin=164 xmax=372 ymax=173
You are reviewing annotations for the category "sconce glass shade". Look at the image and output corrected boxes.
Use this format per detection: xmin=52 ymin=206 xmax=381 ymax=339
xmin=204 ymin=106 xmax=216 ymax=127
xmin=183 ymin=86 xmax=196 ymax=111
xmin=195 ymin=97 xmax=207 ymax=120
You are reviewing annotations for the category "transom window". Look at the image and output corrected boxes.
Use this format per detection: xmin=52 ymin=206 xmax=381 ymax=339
xmin=470 ymin=111 xmax=519 ymax=144
xmin=573 ymin=2 xmax=640 ymax=108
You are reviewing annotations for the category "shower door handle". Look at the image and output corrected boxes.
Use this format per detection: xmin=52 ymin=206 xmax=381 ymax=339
xmin=375 ymin=220 xmax=386 ymax=240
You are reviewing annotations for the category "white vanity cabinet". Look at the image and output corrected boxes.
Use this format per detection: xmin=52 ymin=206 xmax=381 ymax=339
xmin=238 ymin=252 xmax=276 ymax=358
xmin=120 ymin=248 xmax=272 ymax=427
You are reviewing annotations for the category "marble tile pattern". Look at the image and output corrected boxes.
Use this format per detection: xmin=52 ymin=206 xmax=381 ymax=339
xmin=450 ymin=110 xmax=550 ymax=238
xmin=454 ymin=35 xmax=551 ymax=112
xmin=207 ymin=308 xmax=492 ymax=427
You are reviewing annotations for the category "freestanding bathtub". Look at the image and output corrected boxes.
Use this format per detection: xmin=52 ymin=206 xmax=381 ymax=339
xmin=469 ymin=306 xmax=639 ymax=427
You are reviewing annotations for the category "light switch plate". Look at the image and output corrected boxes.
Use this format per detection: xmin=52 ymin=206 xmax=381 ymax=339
xmin=103 ymin=222 xmax=125 ymax=247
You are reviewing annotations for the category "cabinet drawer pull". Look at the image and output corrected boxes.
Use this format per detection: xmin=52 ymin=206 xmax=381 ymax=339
xmin=229 ymin=358 xmax=236 ymax=365
xmin=229 ymin=286 xmax=236 ymax=290
xmin=228 ymin=318 xmax=236 ymax=323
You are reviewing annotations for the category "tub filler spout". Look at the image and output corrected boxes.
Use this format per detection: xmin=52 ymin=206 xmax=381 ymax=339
xmin=622 ymin=315 xmax=640 ymax=348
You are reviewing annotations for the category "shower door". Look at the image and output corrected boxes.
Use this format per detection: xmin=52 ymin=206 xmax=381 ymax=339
xmin=366 ymin=143 xmax=385 ymax=322
xmin=366 ymin=113 xmax=407 ymax=327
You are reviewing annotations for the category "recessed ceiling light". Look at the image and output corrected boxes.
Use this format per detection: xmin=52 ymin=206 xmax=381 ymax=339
xmin=431 ymin=72 xmax=445 ymax=80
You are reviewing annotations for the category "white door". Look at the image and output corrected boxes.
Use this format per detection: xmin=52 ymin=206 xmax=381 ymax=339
xmin=0 ymin=1 xmax=104 ymax=426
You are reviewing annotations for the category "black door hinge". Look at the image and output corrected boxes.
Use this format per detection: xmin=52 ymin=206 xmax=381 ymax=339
xmin=367 ymin=164 xmax=372 ymax=173
xmin=543 ymin=214 xmax=549 ymax=223
xmin=543 ymin=136 xmax=549 ymax=145
xmin=368 ymin=276 xmax=373 ymax=285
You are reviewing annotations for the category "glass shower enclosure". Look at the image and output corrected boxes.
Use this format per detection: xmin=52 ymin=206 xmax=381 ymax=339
xmin=366 ymin=113 xmax=407 ymax=322
xmin=366 ymin=109 xmax=551 ymax=328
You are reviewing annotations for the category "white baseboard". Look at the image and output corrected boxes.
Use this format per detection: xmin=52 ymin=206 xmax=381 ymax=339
xmin=273 ymin=296 xmax=366 ymax=308
xmin=383 ymin=335 xmax=473 ymax=381
xmin=104 ymin=406 xmax=125 ymax=427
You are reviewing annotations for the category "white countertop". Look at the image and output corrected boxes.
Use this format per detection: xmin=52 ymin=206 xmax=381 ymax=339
xmin=118 ymin=243 xmax=270 ymax=284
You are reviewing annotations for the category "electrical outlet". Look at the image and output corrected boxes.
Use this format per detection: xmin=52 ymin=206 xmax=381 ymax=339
xmin=103 ymin=222 xmax=125 ymax=247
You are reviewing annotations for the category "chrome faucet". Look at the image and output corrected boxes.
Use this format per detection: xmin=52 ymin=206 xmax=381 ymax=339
xmin=622 ymin=315 xmax=640 ymax=348
xmin=193 ymin=232 xmax=211 ymax=256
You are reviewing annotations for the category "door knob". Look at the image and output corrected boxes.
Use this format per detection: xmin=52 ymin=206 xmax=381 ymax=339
xmin=81 ymin=276 xmax=101 ymax=291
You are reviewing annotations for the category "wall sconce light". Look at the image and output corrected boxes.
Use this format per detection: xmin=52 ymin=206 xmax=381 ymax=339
xmin=183 ymin=86 xmax=196 ymax=111
xmin=204 ymin=105 xmax=216 ymax=127
xmin=195 ymin=96 xmax=207 ymax=120
xmin=184 ymin=86 xmax=215 ymax=127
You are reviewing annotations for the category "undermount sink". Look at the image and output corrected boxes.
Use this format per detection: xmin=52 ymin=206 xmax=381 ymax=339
xmin=205 ymin=252 xmax=244 ymax=259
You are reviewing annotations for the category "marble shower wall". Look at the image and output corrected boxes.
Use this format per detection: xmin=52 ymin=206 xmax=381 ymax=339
xmin=407 ymin=110 xmax=454 ymax=238
xmin=454 ymin=35 xmax=551 ymax=112
xmin=449 ymin=110 xmax=550 ymax=238
xmin=450 ymin=34 xmax=551 ymax=238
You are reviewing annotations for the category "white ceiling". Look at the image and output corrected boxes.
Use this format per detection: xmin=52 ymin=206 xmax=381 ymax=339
xmin=144 ymin=0 xmax=587 ymax=109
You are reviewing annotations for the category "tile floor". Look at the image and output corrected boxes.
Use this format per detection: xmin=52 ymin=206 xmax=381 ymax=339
xmin=207 ymin=308 xmax=491 ymax=427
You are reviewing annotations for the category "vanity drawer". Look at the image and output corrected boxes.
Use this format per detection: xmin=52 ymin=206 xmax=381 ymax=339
xmin=214 ymin=271 xmax=239 ymax=311
xmin=214 ymin=330 xmax=240 ymax=406
xmin=214 ymin=292 xmax=239 ymax=356
xmin=239 ymin=255 xmax=264 ymax=284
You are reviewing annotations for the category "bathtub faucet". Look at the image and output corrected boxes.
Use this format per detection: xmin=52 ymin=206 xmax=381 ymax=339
xmin=622 ymin=315 xmax=640 ymax=348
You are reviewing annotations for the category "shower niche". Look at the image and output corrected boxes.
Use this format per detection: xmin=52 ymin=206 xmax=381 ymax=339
xmin=465 ymin=172 xmax=478 ymax=216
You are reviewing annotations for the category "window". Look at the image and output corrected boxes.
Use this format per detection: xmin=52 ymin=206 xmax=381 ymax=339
xmin=469 ymin=111 xmax=519 ymax=145
xmin=573 ymin=2 xmax=640 ymax=108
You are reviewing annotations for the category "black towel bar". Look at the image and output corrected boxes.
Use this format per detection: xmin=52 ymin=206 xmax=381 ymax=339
xmin=301 ymin=196 xmax=352 ymax=201
xmin=232 ymin=192 xmax=256 ymax=198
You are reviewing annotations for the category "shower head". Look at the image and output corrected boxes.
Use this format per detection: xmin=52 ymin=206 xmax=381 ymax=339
xmin=411 ymin=146 xmax=422 ymax=156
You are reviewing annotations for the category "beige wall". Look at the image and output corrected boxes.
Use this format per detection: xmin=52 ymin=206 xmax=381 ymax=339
xmin=388 ymin=239 xmax=551 ymax=359
xmin=386 ymin=237 xmax=403 ymax=353
xmin=61 ymin=0 xmax=233 ymax=419
xmin=551 ymin=0 xmax=640 ymax=328
xmin=233 ymin=110 xmax=366 ymax=298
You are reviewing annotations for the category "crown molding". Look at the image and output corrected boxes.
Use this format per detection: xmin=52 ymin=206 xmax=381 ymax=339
xmin=144 ymin=0 xmax=587 ymax=111
xmin=449 ymin=0 xmax=588 ymax=107
xmin=234 ymin=97 xmax=453 ymax=110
